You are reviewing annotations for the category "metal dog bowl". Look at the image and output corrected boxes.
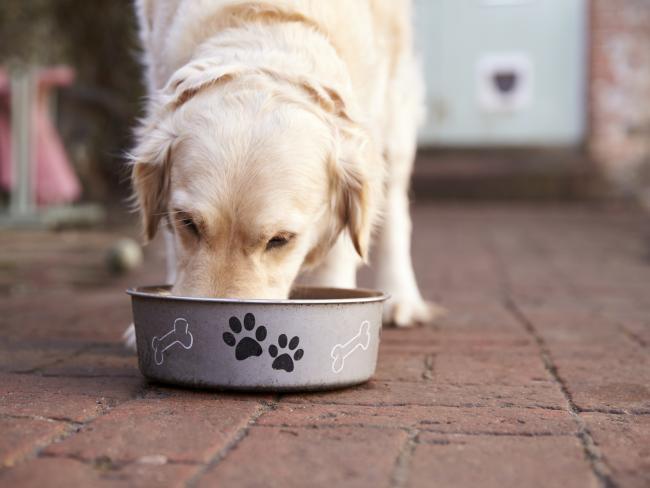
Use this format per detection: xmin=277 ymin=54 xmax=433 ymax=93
xmin=128 ymin=286 xmax=388 ymax=391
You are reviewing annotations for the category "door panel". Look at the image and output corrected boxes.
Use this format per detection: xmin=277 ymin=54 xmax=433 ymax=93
xmin=414 ymin=0 xmax=587 ymax=146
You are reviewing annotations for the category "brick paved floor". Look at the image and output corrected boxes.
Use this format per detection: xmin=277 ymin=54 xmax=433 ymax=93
xmin=1 ymin=203 xmax=649 ymax=487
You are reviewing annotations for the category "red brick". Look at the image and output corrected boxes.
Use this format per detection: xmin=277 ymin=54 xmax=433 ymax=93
xmin=551 ymin=348 xmax=650 ymax=412
xmin=407 ymin=435 xmax=597 ymax=488
xmin=434 ymin=298 xmax=524 ymax=333
xmin=38 ymin=346 xmax=139 ymax=378
xmin=379 ymin=326 xmax=439 ymax=349
xmin=139 ymin=383 xmax=275 ymax=403
xmin=581 ymin=413 xmax=650 ymax=488
xmin=517 ymin=303 xmax=629 ymax=348
xmin=380 ymin=301 xmax=528 ymax=351
xmin=379 ymin=332 xmax=536 ymax=355
xmin=197 ymin=426 xmax=407 ymax=488
xmin=0 ymin=341 xmax=78 ymax=374
xmin=374 ymin=351 xmax=431 ymax=382
xmin=568 ymin=382 xmax=650 ymax=413
xmin=429 ymin=331 xmax=534 ymax=353
xmin=283 ymin=380 xmax=567 ymax=410
xmin=434 ymin=351 xmax=551 ymax=385
xmin=2 ymin=291 xmax=133 ymax=343
xmin=0 ymin=456 xmax=195 ymax=488
xmin=0 ymin=373 xmax=143 ymax=422
xmin=5 ymin=204 xmax=650 ymax=487
xmin=259 ymin=404 xmax=576 ymax=435
xmin=0 ymin=417 xmax=68 ymax=468
xmin=44 ymin=396 xmax=262 ymax=463
xmin=592 ymin=297 xmax=650 ymax=346
xmin=590 ymin=0 xmax=650 ymax=175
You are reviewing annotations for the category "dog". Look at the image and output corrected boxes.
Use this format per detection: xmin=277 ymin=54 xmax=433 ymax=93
xmin=124 ymin=0 xmax=443 ymax=349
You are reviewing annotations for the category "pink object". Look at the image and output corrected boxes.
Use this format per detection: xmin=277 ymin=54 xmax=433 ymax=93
xmin=0 ymin=66 xmax=81 ymax=206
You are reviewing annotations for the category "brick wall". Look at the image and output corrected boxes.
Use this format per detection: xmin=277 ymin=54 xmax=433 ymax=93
xmin=589 ymin=0 xmax=650 ymax=197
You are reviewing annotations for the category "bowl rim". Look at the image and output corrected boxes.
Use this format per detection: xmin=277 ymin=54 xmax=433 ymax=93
xmin=127 ymin=285 xmax=389 ymax=305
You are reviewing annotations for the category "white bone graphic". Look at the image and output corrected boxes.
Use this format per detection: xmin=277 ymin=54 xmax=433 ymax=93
xmin=331 ymin=321 xmax=371 ymax=373
xmin=152 ymin=318 xmax=193 ymax=365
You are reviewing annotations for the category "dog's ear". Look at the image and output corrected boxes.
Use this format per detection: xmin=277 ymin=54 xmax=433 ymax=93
xmin=300 ymin=80 xmax=375 ymax=262
xmin=162 ymin=59 xmax=247 ymax=109
xmin=333 ymin=128 xmax=374 ymax=261
xmin=130 ymin=123 xmax=175 ymax=242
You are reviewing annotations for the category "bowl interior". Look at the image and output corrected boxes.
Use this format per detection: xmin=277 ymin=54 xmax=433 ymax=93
xmin=127 ymin=285 xmax=388 ymax=304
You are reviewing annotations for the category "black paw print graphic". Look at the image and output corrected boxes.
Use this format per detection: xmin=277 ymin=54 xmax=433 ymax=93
xmin=269 ymin=334 xmax=304 ymax=372
xmin=222 ymin=313 xmax=267 ymax=360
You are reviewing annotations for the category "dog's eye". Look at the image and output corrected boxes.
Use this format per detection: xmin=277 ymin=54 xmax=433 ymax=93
xmin=266 ymin=233 xmax=293 ymax=251
xmin=176 ymin=212 xmax=200 ymax=238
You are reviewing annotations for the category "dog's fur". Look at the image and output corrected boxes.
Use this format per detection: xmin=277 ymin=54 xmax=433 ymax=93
xmin=125 ymin=0 xmax=442 ymax=348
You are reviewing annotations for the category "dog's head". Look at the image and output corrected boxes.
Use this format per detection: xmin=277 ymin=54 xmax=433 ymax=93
xmin=131 ymin=60 xmax=377 ymax=298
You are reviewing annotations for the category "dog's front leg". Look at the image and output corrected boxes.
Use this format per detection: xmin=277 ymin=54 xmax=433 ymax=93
xmin=123 ymin=227 xmax=177 ymax=350
xmin=299 ymin=235 xmax=359 ymax=289
xmin=375 ymin=164 xmax=446 ymax=327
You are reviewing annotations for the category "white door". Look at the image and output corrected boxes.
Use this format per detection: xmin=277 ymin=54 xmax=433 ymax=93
xmin=414 ymin=0 xmax=588 ymax=146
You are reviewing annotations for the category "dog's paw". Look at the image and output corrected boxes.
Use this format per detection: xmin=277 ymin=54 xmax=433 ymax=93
xmin=123 ymin=323 xmax=137 ymax=352
xmin=383 ymin=297 xmax=447 ymax=327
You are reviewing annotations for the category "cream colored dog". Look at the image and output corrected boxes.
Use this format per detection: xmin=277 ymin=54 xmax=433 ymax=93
xmin=124 ymin=0 xmax=442 ymax=348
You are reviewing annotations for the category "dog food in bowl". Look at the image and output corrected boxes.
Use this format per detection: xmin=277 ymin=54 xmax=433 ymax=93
xmin=128 ymin=286 xmax=388 ymax=391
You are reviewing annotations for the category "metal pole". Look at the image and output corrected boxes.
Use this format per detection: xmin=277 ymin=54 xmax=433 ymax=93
xmin=9 ymin=67 xmax=34 ymax=217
